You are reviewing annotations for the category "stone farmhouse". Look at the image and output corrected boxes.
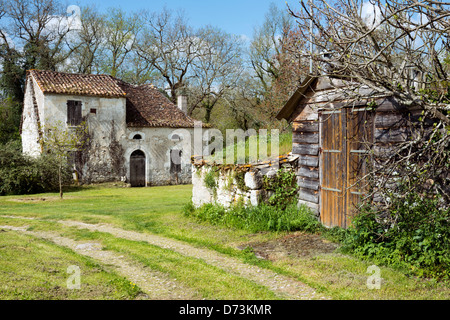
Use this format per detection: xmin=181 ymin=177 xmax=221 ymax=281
xmin=21 ymin=69 xmax=197 ymax=187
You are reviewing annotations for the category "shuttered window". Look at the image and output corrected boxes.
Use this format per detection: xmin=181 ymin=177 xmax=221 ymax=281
xmin=67 ymin=100 xmax=82 ymax=126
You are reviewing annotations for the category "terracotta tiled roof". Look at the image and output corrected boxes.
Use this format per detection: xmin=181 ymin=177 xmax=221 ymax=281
xmin=28 ymin=70 xmax=198 ymax=128
xmin=118 ymin=81 xmax=197 ymax=128
xmin=28 ymin=70 xmax=126 ymax=98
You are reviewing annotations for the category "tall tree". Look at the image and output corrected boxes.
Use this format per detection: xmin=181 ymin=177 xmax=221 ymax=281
xmin=100 ymin=7 xmax=142 ymax=78
xmin=249 ymin=3 xmax=308 ymax=125
xmin=65 ymin=5 xmax=105 ymax=74
xmin=187 ymin=25 xmax=244 ymax=122
xmin=137 ymin=8 xmax=203 ymax=102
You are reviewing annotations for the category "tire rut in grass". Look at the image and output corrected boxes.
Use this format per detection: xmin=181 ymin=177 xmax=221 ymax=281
xmin=58 ymin=220 xmax=328 ymax=300
xmin=1 ymin=216 xmax=329 ymax=300
xmin=0 ymin=225 xmax=200 ymax=300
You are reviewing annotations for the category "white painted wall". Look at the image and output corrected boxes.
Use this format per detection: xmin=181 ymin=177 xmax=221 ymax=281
xmin=21 ymin=76 xmax=43 ymax=157
xmin=124 ymin=127 xmax=195 ymax=186
xmin=22 ymin=74 xmax=196 ymax=185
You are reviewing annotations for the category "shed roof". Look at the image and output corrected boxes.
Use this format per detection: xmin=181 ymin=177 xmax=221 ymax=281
xmin=277 ymin=75 xmax=449 ymax=125
xmin=28 ymin=69 xmax=198 ymax=128
xmin=276 ymin=75 xmax=390 ymax=122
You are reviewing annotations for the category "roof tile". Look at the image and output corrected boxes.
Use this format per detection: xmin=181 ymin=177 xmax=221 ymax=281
xmin=28 ymin=70 xmax=199 ymax=128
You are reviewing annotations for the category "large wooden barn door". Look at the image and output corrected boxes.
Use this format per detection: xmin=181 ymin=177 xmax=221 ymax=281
xmin=130 ymin=150 xmax=146 ymax=187
xmin=320 ymin=110 xmax=346 ymax=228
xmin=320 ymin=108 xmax=373 ymax=228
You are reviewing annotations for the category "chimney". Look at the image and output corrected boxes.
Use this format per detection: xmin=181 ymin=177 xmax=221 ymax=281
xmin=177 ymin=95 xmax=188 ymax=114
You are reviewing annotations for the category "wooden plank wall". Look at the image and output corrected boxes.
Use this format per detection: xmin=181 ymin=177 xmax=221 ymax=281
xmin=293 ymin=119 xmax=320 ymax=212
xmin=371 ymin=99 xmax=425 ymax=203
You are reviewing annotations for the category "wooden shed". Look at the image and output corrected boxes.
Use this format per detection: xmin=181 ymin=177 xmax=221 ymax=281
xmin=276 ymin=75 xmax=435 ymax=228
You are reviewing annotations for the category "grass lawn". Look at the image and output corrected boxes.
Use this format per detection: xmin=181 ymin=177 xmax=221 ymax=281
xmin=1 ymin=183 xmax=450 ymax=300
xmin=0 ymin=231 xmax=142 ymax=300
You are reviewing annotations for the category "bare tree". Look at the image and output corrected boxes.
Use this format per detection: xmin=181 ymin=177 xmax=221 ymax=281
xmin=100 ymin=7 xmax=142 ymax=78
xmin=187 ymin=26 xmax=244 ymax=121
xmin=65 ymin=5 xmax=105 ymax=74
xmin=2 ymin=0 xmax=77 ymax=70
xmin=250 ymin=3 xmax=309 ymax=126
xmin=289 ymin=0 xmax=450 ymax=211
xmin=136 ymin=8 xmax=202 ymax=102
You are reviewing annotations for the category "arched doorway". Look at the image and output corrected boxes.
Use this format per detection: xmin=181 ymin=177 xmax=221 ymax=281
xmin=130 ymin=150 xmax=146 ymax=187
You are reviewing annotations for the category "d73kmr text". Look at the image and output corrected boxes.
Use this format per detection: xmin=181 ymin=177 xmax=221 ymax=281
xmin=223 ymin=304 xmax=271 ymax=315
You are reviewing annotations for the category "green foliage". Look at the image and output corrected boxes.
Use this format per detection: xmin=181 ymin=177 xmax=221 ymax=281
xmin=233 ymin=170 xmax=249 ymax=192
xmin=0 ymin=141 xmax=72 ymax=195
xmin=0 ymin=98 xmax=22 ymax=144
xmin=184 ymin=201 xmax=322 ymax=233
xmin=203 ymin=168 xmax=219 ymax=197
xmin=341 ymin=193 xmax=450 ymax=279
xmin=263 ymin=169 xmax=299 ymax=209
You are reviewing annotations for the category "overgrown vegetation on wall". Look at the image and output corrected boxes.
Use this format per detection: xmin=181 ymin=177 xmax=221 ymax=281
xmin=188 ymin=168 xmax=319 ymax=232
xmin=263 ymin=169 xmax=298 ymax=209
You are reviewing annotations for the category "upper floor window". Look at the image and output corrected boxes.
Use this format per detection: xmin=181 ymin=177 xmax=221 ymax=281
xmin=133 ymin=134 xmax=142 ymax=140
xmin=67 ymin=100 xmax=82 ymax=126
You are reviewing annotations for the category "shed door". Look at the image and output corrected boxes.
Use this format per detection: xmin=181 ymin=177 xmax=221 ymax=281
xmin=320 ymin=110 xmax=346 ymax=228
xmin=130 ymin=150 xmax=146 ymax=187
xmin=320 ymin=108 xmax=373 ymax=228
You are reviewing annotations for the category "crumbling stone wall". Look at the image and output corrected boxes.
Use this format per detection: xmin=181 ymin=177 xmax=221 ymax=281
xmin=192 ymin=154 xmax=299 ymax=208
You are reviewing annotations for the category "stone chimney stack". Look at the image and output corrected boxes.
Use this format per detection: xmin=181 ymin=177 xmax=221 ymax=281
xmin=177 ymin=95 xmax=188 ymax=114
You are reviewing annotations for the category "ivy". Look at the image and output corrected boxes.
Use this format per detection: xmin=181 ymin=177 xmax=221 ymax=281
xmin=263 ymin=169 xmax=299 ymax=209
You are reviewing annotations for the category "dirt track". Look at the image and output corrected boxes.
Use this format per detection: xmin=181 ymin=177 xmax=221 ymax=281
xmin=0 ymin=216 xmax=330 ymax=300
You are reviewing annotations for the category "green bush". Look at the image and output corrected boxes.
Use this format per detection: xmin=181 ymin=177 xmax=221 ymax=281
xmin=263 ymin=169 xmax=299 ymax=209
xmin=0 ymin=141 xmax=72 ymax=195
xmin=183 ymin=200 xmax=323 ymax=233
xmin=342 ymin=193 xmax=450 ymax=279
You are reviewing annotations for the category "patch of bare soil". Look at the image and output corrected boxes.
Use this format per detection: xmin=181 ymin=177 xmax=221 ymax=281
xmin=240 ymin=232 xmax=339 ymax=261
xmin=9 ymin=196 xmax=67 ymax=203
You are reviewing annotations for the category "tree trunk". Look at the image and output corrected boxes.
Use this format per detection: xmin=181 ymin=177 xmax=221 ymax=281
xmin=204 ymin=106 xmax=212 ymax=123
xmin=59 ymin=165 xmax=63 ymax=199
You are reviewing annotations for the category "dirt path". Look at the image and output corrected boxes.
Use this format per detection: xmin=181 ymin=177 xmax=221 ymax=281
xmin=0 ymin=224 xmax=200 ymax=300
xmin=0 ymin=216 xmax=329 ymax=300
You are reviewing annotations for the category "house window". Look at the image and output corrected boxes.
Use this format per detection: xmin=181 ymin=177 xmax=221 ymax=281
xmin=90 ymin=108 xmax=97 ymax=115
xmin=170 ymin=149 xmax=182 ymax=174
xmin=67 ymin=100 xmax=82 ymax=126
xmin=133 ymin=134 xmax=142 ymax=140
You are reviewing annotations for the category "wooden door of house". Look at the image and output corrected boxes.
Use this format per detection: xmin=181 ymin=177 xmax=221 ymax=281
xmin=130 ymin=150 xmax=146 ymax=187
xmin=320 ymin=108 xmax=373 ymax=228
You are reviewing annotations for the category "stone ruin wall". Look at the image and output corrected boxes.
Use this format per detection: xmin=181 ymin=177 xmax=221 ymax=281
xmin=191 ymin=154 xmax=299 ymax=208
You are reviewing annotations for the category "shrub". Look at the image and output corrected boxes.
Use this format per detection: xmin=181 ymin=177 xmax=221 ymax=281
xmin=263 ymin=169 xmax=299 ymax=209
xmin=0 ymin=141 xmax=72 ymax=195
xmin=342 ymin=192 xmax=450 ymax=279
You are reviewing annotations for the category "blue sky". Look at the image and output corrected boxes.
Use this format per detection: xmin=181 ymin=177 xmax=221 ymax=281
xmin=71 ymin=0 xmax=300 ymax=40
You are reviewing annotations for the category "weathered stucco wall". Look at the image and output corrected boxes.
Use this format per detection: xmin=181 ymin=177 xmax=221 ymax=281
xmin=124 ymin=127 xmax=195 ymax=186
xmin=43 ymin=93 xmax=128 ymax=183
xmin=192 ymin=155 xmax=299 ymax=208
xmin=21 ymin=76 xmax=42 ymax=157
xmin=22 ymin=78 xmax=196 ymax=186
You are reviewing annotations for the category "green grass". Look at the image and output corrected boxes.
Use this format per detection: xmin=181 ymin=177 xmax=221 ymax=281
xmin=0 ymin=230 xmax=142 ymax=300
xmin=205 ymin=132 xmax=292 ymax=163
xmin=1 ymin=184 xmax=450 ymax=300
